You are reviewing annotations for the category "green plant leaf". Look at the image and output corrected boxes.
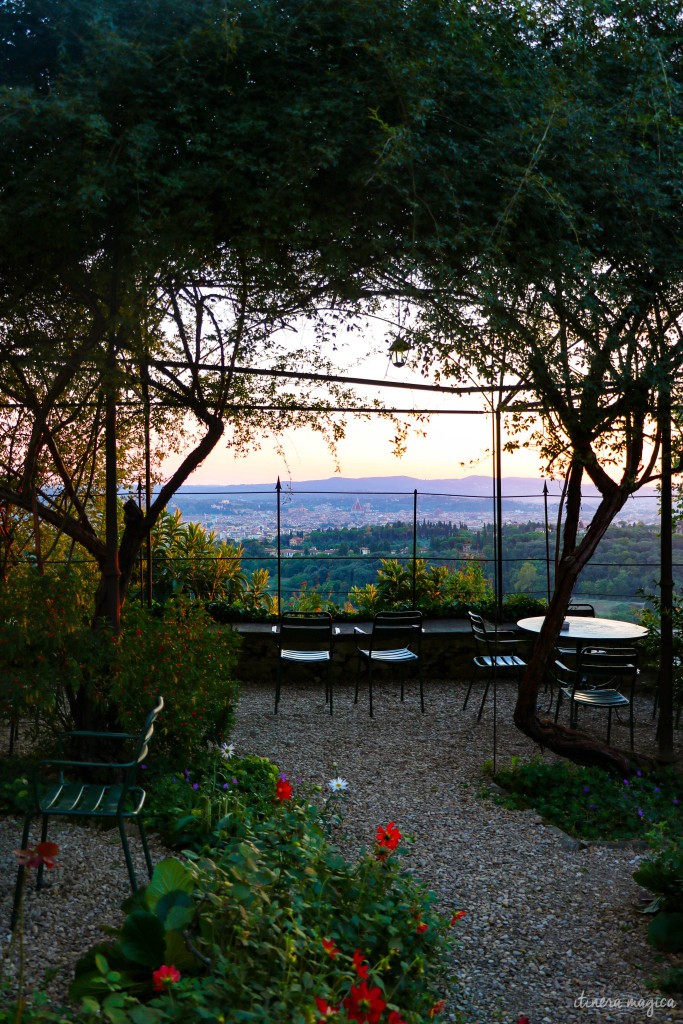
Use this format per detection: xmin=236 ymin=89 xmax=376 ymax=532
xmin=155 ymin=889 xmax=195 ymax=931
xmin=120 ymin=911 xmax=166 ymax=967
xmin=164 ymin=928 xmax=199 ymax=971
xmin=649 ymin=911 xmax=683 ymax=952
xmin=145 ymin=858 xmax=194 ymax=909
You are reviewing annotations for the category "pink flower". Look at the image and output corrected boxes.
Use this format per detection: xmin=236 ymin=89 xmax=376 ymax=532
xmin=15 ymin=841 xmax=60 ymax=870
xmin=152 ymin=964 xmax=181 ymax=991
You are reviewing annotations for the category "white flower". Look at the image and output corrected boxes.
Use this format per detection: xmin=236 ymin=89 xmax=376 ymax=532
xmin=220 ymin=742 xmax=235 ymax=760
xmin=327 ymin=777 xmax=349 ymax=792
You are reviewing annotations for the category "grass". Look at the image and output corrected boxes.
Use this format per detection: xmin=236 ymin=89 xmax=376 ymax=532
xmin=487 ymin=757 xmax=683 ymax=841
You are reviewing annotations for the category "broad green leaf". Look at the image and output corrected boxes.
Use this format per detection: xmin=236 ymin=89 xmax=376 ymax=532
xmin=120 ymin=911 xmax=166 ymax=967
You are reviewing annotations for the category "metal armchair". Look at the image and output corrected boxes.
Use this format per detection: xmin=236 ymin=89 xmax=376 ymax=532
xmin=11 ymin=696 xmax=164 ymax=930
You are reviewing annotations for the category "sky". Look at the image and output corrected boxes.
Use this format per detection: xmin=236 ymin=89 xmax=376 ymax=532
xmin=164 ymin=311 xmax=546 ymax=486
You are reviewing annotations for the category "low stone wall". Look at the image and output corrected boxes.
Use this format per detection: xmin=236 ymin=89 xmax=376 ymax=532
xmin=232 ymin=620 xmax=533 ymax=686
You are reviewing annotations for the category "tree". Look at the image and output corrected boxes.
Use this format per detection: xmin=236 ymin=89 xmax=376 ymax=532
xmin=401 ymin=0 xmax=683 ymax=770
xmin=0 ymin=0 xmax=461 ymax=642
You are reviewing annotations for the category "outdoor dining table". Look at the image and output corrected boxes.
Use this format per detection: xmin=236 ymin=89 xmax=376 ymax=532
xmin=516 ymin=614 xmax=648 ymax=658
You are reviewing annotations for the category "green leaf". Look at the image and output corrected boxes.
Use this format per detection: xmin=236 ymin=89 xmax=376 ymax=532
xmin=145 ymin=859 xmax=194 ymax=910
xmin=94 ymin=954 xmax=110 ymax=975
xmin=120 ymin=911 xmax=166 ymax=967
xmin=155 ymin=889 xmax=195 ymax=932
xmin=163 ymin=928 xmax=199 ymax=971
xmin=649 ymin=912 xmax=683 ymax=952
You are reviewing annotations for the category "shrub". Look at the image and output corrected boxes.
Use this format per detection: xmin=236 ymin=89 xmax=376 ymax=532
xmin=634 ymin=825 xmax=683 ymax=956
xmin=0 ymin=568 xmax=100 ymax=738
xmin=105 ymin=598 xmax=240 ymax=761
xmin=491 ymin=758 xmax=683 ymax=841
xmin=70 ymin=770 xmax=454 ymax=1023
xmin=143 ymin=751 xmax=280 ymax=850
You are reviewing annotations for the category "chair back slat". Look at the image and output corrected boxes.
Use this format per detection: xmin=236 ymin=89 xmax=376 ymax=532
xmin=369 ymin=611 xmax=422 ymax=651
xmin=277 ymin=613 xmax=333 ymax=650
xmin=567 ymin=604 xmax=595 ymax=617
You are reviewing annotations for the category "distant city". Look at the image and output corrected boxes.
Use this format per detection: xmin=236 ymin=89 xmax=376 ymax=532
xmin=161 ymin=475 xmax=661 ymax=541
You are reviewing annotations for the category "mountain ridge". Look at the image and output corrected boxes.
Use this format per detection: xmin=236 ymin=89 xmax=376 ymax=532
xmin=172 ymin=474 xmax=657 ymax=498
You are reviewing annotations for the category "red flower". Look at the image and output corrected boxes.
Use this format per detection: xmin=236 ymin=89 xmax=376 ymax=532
xmin=322 ymin=937 xmax=339 ymax=959
xmin=376 ymin=821 xmax=402 ymax=850
xmin=343 ymin=980 xmax=386 ymax=1023
xmin=275 ymin=775 xmax=293 ymax=801
xmin=152 ymin=964 xmax=181 ymax=991
xmin=428 ymin=999 xmax=447 ymax=1018
xmin=388 ymin=1012 xmax=407 ymax=1024
xmin=315 ymin=995 xmax=339 ymax=1019
xmin=450 ymin=910 xmax=466 ymax=925
xmin=352 ymin=948 xmax=369 ymax=979
xmin=15 ymin=841 xmax=60 ymax=870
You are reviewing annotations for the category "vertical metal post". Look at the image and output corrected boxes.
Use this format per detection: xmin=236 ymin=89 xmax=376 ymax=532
xmin=412 ymin=489 xmax=418 ymax=609
xmin=658 ymin=388 xmax=674 ymax=759
xmin=104 ymin=384 xmax=121 ymax=634
xmin=494 ymin=404 xmax=504 ymax=623
xmin=276 ymin=477 xmax=282 ymax=615
xmin=137 ymin=479 xmax=144 ymax=603
xmin=543 ymin=481 xmax=551 ymax=603
xmin=143 ymin=361 xmax=152 ymax=608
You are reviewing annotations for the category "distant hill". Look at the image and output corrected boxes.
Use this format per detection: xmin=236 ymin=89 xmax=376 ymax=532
xmin=170 ymin=474 xmax=657 ymax=499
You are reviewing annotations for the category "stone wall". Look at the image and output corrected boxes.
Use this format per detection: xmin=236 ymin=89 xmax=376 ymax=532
xmin=232 ymin=621 xmax=527 ymax=686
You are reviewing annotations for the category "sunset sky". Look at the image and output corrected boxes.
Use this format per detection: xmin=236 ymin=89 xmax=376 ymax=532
xmin=176 ymin=323 xmax=546 ymax=486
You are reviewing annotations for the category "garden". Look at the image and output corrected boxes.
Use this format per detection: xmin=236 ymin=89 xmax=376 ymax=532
xmin=3 ymin=0 xmax=683 ymax=1020
xmin=1 ymin=566 xmax=683 ymax=1022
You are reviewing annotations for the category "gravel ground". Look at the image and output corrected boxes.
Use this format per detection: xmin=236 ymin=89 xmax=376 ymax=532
xmin=1 ymin=675 xmax=682 ymax=1023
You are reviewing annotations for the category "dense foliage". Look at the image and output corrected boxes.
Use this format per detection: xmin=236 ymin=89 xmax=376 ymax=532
xmin=0 ymin=570 xmax=240 ymax=758
xmin=4 ymin=752 xmax=456 ymax=1023
xmin=490 ymin=758 xmax=683 ymax=841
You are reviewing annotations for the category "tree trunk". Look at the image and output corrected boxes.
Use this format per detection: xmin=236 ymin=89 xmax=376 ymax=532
xmin=513 ymin=465 xmax=638 ymax=775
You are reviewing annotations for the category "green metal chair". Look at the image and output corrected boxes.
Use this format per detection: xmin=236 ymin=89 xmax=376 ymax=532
xmin=554 ymin=647 xmax=638 ymax=747
xmin=273 ymin=613 xmax=336 ymax=714
xmin=11 ymin=696 xmax=164 ymax=930
xmin=354 ymin=610 xmax=424 ymax=717
xmin=464 ymin=611 xmax=526 ymax=721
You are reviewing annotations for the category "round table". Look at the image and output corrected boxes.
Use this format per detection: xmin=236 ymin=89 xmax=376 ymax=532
xmin=517 ymin=614 xmax=648 ymax=646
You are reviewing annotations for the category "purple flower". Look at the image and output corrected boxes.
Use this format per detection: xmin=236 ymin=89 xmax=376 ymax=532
xmin=192 ymin=783 xmax=199 ymax=791
xmin=140 ymin=764 xmax=147 ymax=771
xmin=222 ymin=783 xmax=229 ymax=790
xmin=232 ymin=777 xmax=238 ymax=785
xmin=636 ymin=770 xmax=642 ymax=777
xmin=583 ymin=786 xmax=590 ymax=793
xmin=589 ymin=804 xmax=596 ymax=810
xmin=623 ymin=779 xmax=630 ymax=786
xmin=674 ymin=799 xmax=680 ymax=806
xmin=654 ymin=787 xmax=660 ymax=794
xmin=183 ymin=769 xmax=191 ymax=779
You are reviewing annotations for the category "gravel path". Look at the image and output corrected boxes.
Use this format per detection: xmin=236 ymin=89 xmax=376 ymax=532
xmin=1 ymin=676 xmax=682 ymax=1023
